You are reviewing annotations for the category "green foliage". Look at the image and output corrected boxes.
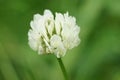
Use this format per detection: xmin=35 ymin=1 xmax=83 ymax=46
xmin=0 ymin=0 xmax=120 ymax=80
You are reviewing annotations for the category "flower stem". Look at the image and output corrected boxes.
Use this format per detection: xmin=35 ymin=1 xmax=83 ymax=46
xmin=57 ymin=58 xmax=68 ymax=80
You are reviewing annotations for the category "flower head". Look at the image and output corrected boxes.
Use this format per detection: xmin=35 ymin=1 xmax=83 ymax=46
xmin=28 ymin=9 xmax=80 ymax=58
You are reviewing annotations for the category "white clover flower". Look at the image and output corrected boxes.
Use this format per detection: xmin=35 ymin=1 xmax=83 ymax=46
xmin=28 ymin=9 xmax=80 ymax=58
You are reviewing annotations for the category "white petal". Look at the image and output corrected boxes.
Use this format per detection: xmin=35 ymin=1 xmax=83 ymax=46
xmin=50 ymin=35 xmax=66 ymax=58
xmin=54 ymin=45 xmax=66 ymax=58
xmin=33 ymin=14 xmax=42 ymax=21
xmin=45 ymin=18 xmax=54 ymax=36
xmin=47 ymin=21 xmax=54 ymax=36
xmin=28 ymin=40 xmax=38 ymax=51
xmin=43 ymin=10 xmax=54 ymax=36
xmin=30 ymin=21 xmax=37 ymax=31
xmin=73 ymin=37 xmax=81 ymax=47
xmin=38 ymin=46 xmax=45 ymax=54
xmin=61 ymin=27 xmax=71 ymax=40
xmin=43 ymin=38 xmax=52 ymax=53
xmin=64 ymin=12 xmax=76 ymax=28
xmin=73 ymin=25 xmax=80 ymax=37
xmin=36 ymin=19 xmax=49 ymax=41
xmin=28 ymin=30 xmax=40 ymax=51
xmin=44 ymin=9 xmax=53 ymax=16
xmin=50 ymin=35 xmax=61 ymax=48
xmin=55 ymin=13 xmax=64 ymax=35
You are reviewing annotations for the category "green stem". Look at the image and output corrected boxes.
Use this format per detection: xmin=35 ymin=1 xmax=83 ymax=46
xmin=57 ymin=58 xmax=68 ymax=80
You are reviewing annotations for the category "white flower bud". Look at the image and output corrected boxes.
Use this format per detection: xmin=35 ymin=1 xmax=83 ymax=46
xmin=28 ymin=9 xmax=80 ymax=58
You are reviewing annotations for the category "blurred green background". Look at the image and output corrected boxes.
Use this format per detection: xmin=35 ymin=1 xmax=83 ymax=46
xmin=0 ymin=0 xmax=120 ymax=80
